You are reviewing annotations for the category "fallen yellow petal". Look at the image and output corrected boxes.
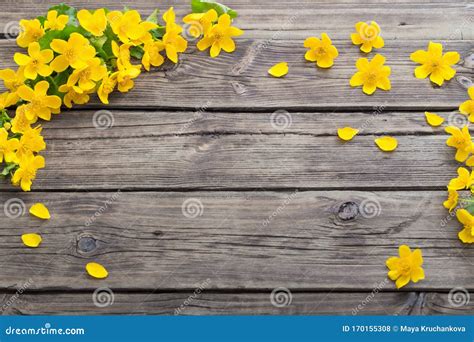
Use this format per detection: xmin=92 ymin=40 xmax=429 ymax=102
xmin=424 ymin=112 xmax=444 ymax=127
xmin=337 ymin=127 xmax=359 ymax=141
xmin=268 ymin=62 xmax=288 ymax=78
xmin=86 ymin=262 xmax=109 ymax=279
xmin=375 ymin=136 xmax=398 ymax=152
xmin=29 ymin=203 xmax=50 ymax=220
xmin=21 ymin=233 xmax=42 ymax=248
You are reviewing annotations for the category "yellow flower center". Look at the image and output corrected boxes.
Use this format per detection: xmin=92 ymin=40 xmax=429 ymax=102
xmin=316 ymin=47 xmax=326 ymax=55
xmin=399 ymin=259 xmax=411 ymax=275
xmin=64 ymin=48 xmax=75 ymax=60
xmin=366 ymin=72 xmax=377 ymax=83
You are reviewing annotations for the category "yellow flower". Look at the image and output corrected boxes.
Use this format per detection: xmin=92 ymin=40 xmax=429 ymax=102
xmin=16 ymin=19 xmax=44 ymax=48
xmin=268 ymin=62 xmax=288 ymax=78
xmin=375 ymin=136 xmax=398 ymax=151
xmin=424 ymin=112 xmax=444 ymax=127
xmin=44 ymin=10 xmax=69 ymax=31
xmin=183 ymin=9 xmax=218 ymax=38
xmin=386 ymin=245 xmax=424 ymax=289
xmin=21 ymin=233 xmax=42 ymax=248
xmin=11 ymin=153 xmax=45 ymax=192
xmin=142 ymin=40 xmax=165 ymax=71
xmin=0 ymin=67 xmax=26 ymax=101
xmin=50 ymin=33 xmax=97 ymax=72
xmin=11 ymin=105 xmax=33 ymax=134
xmin=197 ymin=13 xmax=243 ymax=58
xmin=29 ymin=203 xmax=50 ymax=219
xmin=410 ymin=41 xmax=459 ymax=86
xmin=337 ymin=127 xmax=359 ymax=141
xmin=0 ymin=127 xmax=19 ymax=163
xmin=67 ymin=58 xmax=107 ymax=92
xmin=351 ymin=21 xmax=384 ymax=53
xmin=13 ymin=42 xmax=53 ymax=80
xmin=58 ymin=84 xmax=91 ymax=108
xmin=77 ymin=8 xmax=107 ymax=36
xmin=304 ymin=33 xmax=339 ymax=68
xmin=448 ymin=167 xmax=474 ymax=190
xmin=443 ymin=189 xmax=458 ymax=212
xmin=16 ymin=126 xmax=46 ymax=161
xmin=456 ymin=209 xmax=474 ymax=243
xmin=350 ymin=54 xmax=391 ymax=95
xmin=86 ymin=262 xmax=108 ymax=279
xmin=112 ymin=43 xmax=141 ymax=92
xmin=160 ymin=8 xmax=188 ymax=63
xmin=459 ymin=86 xmax=474 ymax=122
xmin=445 ymin=125 xmax=473 ymax=162
xmin=0 ymin=91 xmax=18 ymax=110
xmin=107 ymin=10 xmax=157 ymax=45
xmin=97 ymin=73 xmax=117 ymax=104
xmin=17 ymin=81 xmax=61 ymax=122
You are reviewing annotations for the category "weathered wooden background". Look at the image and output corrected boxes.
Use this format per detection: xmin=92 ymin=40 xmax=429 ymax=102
xmin=0 ymin=0 xmax=473 ymax=315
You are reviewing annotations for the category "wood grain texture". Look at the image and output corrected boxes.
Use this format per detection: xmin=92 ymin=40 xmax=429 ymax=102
xmin=0 ymin=132 xmax=459 ymax=190
xmin=0 ymin=39 xmax=472 ymax=110
xmin=0 ymin=191 xmax=472 ymax=291
xmin=34 ymin=109 xmax=461 ymax=139
xmin=1 ymin=291 xmax=472 ymax=315
xmin=0 ymin=1 xmax=472 ymax=40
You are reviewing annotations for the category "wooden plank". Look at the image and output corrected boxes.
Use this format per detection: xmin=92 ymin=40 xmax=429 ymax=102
xmin=0 ymin=1 xmax=472 ymax=40
xmin=0 ymin=191 xmax=471 ymax=291
xmin=2 ymin=291 xmax=472 ymax=315
xmin=0 ymin=40 xmax=472 ymax=110
xmin=0 ymin=132 xmax=459 ymax=190
xmin=36 ymin=109 xmax=460 ymax=140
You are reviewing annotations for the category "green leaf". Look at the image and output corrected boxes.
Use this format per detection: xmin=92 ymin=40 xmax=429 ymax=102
xmin=146 ymin=9 xmax=160 ymax=24
xmin=191 ymin=0 xmax=237 ymax=18
xmin=465 ymin=202 xmax=474 ymax=215
xmin=1 ymin=163 xmax=17 ymax=178
xmin=150 ymin=26 xmax=166 ymax=40
xmin=47 ymin=3 xmax=79 ymax=26
xmin=130 ymin=46 xmax=144 ymax=60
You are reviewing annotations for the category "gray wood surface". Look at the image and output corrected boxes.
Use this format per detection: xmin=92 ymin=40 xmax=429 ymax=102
xmin=1 ymin=291 xmax=472 ymax=315
xmin=0 ymin=1 xmax=472 ymax=40
xmin=0 ymin=191 xmax=471 ymax=291
xmin=0 ymin=0 xmax=472 ymax=315
xmin=0 ymin=39 xmax=472 ymax=110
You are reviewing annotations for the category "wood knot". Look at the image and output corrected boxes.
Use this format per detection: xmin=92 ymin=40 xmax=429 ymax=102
xmin=77 ymin=236 xmax=97 ymax=253
xmin=337 ymin=201 xmax=359 ymax=221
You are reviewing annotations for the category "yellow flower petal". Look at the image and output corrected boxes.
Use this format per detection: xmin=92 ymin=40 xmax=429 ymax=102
xmin=29 ymin=203 xmax=50 ymax=219
xmin=86 ymin=262 xmax=109 ymax=279
xmin=375 ymin=136 xmax=398 ymax=152
xmin=268 ymin=62 xmax=288 ymax=78
xmin=424 ymin=112 xmax=444 ymax=127
xmin=21 ymin=233 xmax=42 ymax=248
xmin=337 ymin=127 xmax=359 ymax=141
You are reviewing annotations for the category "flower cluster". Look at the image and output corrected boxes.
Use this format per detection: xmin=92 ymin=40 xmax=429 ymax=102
xmin=443 ymin=87 xmax=474 ymax=244
xmin=0 ymin=2 xmax=242 ymax=192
